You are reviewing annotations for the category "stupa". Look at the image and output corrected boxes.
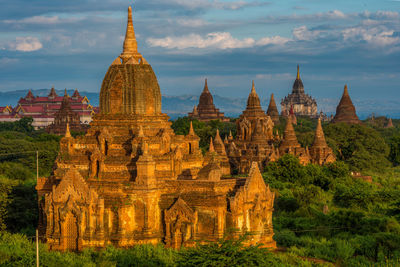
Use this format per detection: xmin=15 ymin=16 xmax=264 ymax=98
xmin=188 ymin=79 xmax=229 ymax=122
xmin=281 ymin=65 xmax=317 ymax=117
xmin=385 ymin=118 xmax=394 ymax=128
xmin=266 ymin=93 xmax=280 ymax=124
xmin=331 ymin=85 xmax=361 ymax=124
xmin=309 ymin=118 xmax=336 ymax=165
xmin=36 ymin=6 xmax=276 ymax=251
xmin=279 ymin=117 xmax=310 ymax=165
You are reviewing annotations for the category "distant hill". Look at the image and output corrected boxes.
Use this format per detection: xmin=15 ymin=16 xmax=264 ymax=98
xmin=1 ymin=89 xmax=399 ymax=120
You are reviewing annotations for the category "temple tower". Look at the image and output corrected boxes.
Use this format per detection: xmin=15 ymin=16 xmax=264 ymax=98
xmin=281 ymin=65 xmax=317 ymax=117
xmin=309 ymin=118 xmax=335 ymax=165
xmin=188 ymin=79 xmax=229 ymax=122
xmin=266 ymin=93 xmax=280 ymax=124
xmin=331 ymin=85 xmax=361 ymax=124
xmin=37 ymin=6 xmax=276 ymax=251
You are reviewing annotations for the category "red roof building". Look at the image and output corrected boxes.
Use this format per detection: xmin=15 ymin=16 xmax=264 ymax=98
xmin=0 ymin=88 xmax=98 ymax=129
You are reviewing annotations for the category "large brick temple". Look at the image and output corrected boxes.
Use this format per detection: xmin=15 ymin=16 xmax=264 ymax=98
xmin=36 ymin=6 xmax=276 ymax=251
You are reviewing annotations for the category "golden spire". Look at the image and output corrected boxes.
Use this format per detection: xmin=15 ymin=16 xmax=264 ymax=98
xmin=251 ymin=80 xmax=256 ymax=93
xmin=209 ymin=137 xmax=215 ymax=152
xmin=188 ymin=121 xmax=195 ymax=135
xmin=121 ymin=6 xmax=139 ymax=59
xmin=203 ymin=78 xmax=209 ymax=93
xmin=65 ymin=123 xmax=71 ymax=138
xmin=297 ymin=64 xmax=300 ymax=79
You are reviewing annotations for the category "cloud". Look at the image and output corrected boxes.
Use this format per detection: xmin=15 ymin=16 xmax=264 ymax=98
xmin=168 ymin=0 xmax=269 ymax=10
xmin=342 ymin=26 xmax=400 ymax=47
xmin=9 ymin=37 xmax=43 ymax=52
xmin=3 ymin=15 xmax=82 ymax=25
xmin=292 ymin=26 xmax=324 ymax=41
xmin=147 ymin=32 xmax=289 ymax=50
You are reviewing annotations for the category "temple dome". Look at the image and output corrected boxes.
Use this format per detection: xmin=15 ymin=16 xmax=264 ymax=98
xmin=198 ymin=79 xmax=214 ymax=111
xmin=99 ymin=6 xmax=161 ymax=116
xmin=332 ymin=85 xmax=361 ymax=124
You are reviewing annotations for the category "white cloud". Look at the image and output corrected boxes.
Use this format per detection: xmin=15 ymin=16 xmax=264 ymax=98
xmin=342 ymin=26 xmax=400 ymax=47
xmin=147 ymin=32 xmax=289 ymax=50
xmin=170 ymin=0 xmax=268 ymax=10
xmin=175 ymin=18 xmax=208 ymax=28
xmin=3 ymin=16 xmax=81 ymax=25
xmin=292 ymin=26 xmax=323 ymax=41
xmin=9 ymin=37 xmax=43 ymax=52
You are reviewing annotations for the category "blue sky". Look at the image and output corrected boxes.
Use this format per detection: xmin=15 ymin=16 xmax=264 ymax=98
xmin=0 ymin=0 xmax=399 ymax=109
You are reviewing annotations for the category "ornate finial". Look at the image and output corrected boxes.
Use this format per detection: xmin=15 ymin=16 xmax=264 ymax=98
xmin=344 ymin=84 xmax=348 ymax=93
xmin=121 ymin=6 xmax=139 ymax=58
xmin=65 ymin=123 xmax=71 ymax=138
xmin=297 ymin=64 xmax=300 ymax=79
xmin=251 ymin=80 xmax=255 ymax=93
xmin=188 ymin=121 xmax=195 ymax=135
xmin=203 ymin=78 xmax=209 ymax=92
xmin=64 ymin=88 xmax=68 ymax=97
xmin=228 ymin=130 xmax=233 ymax=140
xmin=209 ymin=137 xmax=215 ymax=152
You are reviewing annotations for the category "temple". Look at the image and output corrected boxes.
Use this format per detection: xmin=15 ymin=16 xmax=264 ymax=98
xmin=331 ymin=85 xmax=361 ymax=124
xmin=281 ymin=65 xmax=317 ymax=117
xmin=386 ymin=118 xmax=394 ymax=128
xmin=224 ymin=81 xmax=277 ymax=173
xmin=266 ymin=93 xmax=280 ymax=124
xmin=188 ymin=79 xmax=229 ymax=122
xmin=46 ymin=90 xmax=88 ymax=135
xmin=309 ymin=119 xmax=336 ymax=165
xmin=0 ymin=87 xmax=97 ymax=129
xmin=36 ymin=7 xmax=276 ymax=251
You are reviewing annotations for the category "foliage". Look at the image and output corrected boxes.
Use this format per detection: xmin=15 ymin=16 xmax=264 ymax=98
xmin=0 ymin=232 xmax=324 ymax=267
xmin=324 ymin=123 xmax=390 ymax=171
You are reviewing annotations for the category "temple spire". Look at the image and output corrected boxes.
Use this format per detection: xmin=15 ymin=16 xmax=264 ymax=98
xmin=297 ymin=64 xmax=300 ymax=79
xmin=251 ymin=80 xmax=256 ymax=93
xmin=188 ymin=121 xmax=195 ymax=135
xmin=65 ymin=123 xmax=71 ymax=138
xmin=121 ymin=6 xmax=139 ymax=58
xmin=312 ymin=118 xmax=327 ymax=147
xmin=203 ymin=78 xmax=209 ymax=93
xmin=209 ymin=137 xmax=215 ymax=152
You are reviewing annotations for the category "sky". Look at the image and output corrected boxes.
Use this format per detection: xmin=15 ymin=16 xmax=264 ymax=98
xmin=0 ymin=0 xmax=399 ymax=108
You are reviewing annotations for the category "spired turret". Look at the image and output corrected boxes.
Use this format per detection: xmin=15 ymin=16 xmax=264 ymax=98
xmin=99 ymin=6 xmax=161 ymax=116
xmin=332 ymin=85 xmax=361 ymax=124
xmin=309 ymin=118 xmax=335 ymax=165
xmin=266 ymin=93 xmax=280 ymax=124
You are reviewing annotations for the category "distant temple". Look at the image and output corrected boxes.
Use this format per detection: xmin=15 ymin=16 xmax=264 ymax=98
xmin=0 ymin=87 xmax=98 ymax=129
xmin=266 ymin=93 xmax=280 ymax=124
xmin=188 ymin=79 xmax=229 ymax=122
xmin=281 ymin=65 xmax=317 ymax=117
xmin=331 ymin=85 xmax=361 ymax=124
xmin=36 ymin=7 xmax=276 ymax=251
xmin=224 ymin=81 xmax=277 ymax=173
xmin=386 ymin=118 xmax=394 ymax=128
xmin=46 ymin=90 xmax=89 ymax=135
xmin=222 ymin=82 xmax=335 ymax=172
